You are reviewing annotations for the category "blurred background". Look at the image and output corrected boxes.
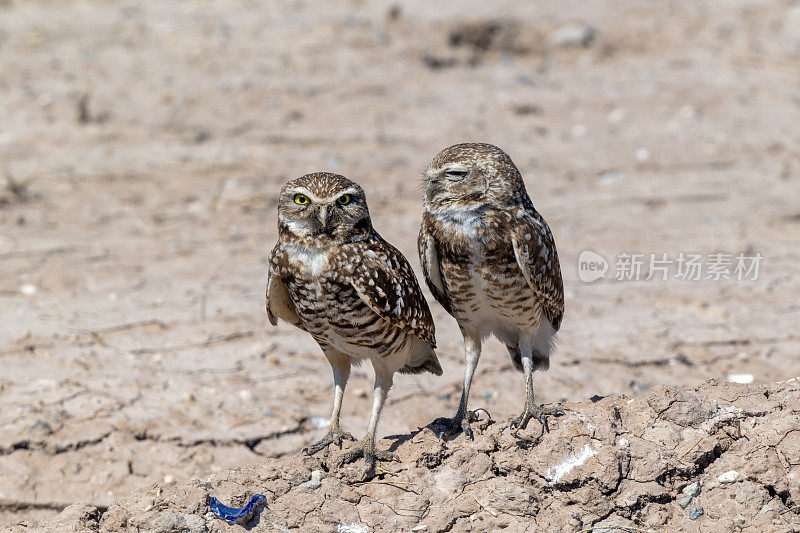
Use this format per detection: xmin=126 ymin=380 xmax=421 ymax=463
xmin=1 ymin=0 xmax=799 ymax=525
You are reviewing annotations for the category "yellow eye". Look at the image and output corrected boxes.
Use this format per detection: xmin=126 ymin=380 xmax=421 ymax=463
xmin=294 ymin=194 xmax=309 ymax=205
xmin=337 ymin=194 xmax=351 ymax=206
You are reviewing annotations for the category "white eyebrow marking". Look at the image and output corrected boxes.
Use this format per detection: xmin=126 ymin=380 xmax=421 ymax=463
xmin=334 ymin=187 xmax=360 ymax=197
xmin=427 ymin=162 xmax=470 ymax=178
xmin=286 ymin=187 xmax=360 ymax=202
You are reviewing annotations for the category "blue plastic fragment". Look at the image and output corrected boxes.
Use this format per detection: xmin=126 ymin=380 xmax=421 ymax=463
xmin=209 ymin=494 xmax=266 ymax=525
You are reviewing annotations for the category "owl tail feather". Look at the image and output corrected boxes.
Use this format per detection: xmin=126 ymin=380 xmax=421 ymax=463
xmin=400 ymin=338 xmax=443 ymax=376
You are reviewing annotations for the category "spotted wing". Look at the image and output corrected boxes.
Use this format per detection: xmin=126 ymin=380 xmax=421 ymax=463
xmin=347 ymin=238 xmax=437 ymax=347
xmin=510 ymin=211 xmax=564 ymax=331
xmin=265 ymin=244 xmax=301 ymax=326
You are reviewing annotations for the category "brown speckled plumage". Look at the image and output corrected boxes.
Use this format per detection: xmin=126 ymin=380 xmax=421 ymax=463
xmin=419 ymin=143 xmax=565 ymax=438
xmin=266 ymin=172 xmax=440 ymax=478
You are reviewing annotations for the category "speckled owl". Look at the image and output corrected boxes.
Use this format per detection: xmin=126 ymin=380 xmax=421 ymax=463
xmin=266 ymin=172 xmax=441 ymax=479
xmin=418 ymin=143 xmax=565 ymax=438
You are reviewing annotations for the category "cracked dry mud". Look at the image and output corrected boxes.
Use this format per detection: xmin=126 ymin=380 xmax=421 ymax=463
xmin=2 ymin=0 xmax=800 ymax=531
xmin=25 ymin=380 xmax=800 ymax=532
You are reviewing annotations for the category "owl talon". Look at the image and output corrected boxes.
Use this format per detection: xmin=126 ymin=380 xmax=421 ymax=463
xmin=303 ymin=428 xmax=355 ymax=456
xmin=434 ymin=408 xmax=490 ymax=440
xmin=337 ymin=445 xmax=396 ymax=479
xmin=511 ymin=404 xmax=564 ymax=437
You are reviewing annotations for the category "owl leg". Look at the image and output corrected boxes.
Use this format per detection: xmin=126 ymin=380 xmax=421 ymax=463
xmin=336 ymin=364 xmax=396 ymax=480
xmin=510 ymin=346 xmax=564 ymax=438
xmin=434 ymin=332 xmax=484 ymax=440
xmin=303 ymin=353 xmax=354 ymax=456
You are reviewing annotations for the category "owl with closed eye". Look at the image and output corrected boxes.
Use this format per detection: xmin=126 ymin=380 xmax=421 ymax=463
xmin=418 ymin=143 xmax=565 ymax=439
xmin=266 ymin=172 xmax=441 ymax=479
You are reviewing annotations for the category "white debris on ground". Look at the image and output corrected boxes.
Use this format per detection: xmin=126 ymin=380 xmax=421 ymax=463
xmin=545 ymin=444 xmax=597 ymax=484
xmin=338 ymin=522 xmax=368 ymax=533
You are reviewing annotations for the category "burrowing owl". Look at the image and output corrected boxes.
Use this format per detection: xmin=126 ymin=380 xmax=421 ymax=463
xmin=266 ymin=172 xmax=442 ymax=479
xmin=418 ymin=143 xmax=564 ymax=438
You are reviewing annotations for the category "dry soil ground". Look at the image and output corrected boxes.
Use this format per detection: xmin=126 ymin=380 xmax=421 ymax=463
xmin=1 ymin=0 xmax=800 ymax=531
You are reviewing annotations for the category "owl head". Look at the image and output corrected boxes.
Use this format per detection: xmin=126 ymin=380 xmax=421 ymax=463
xmin=423 ymin=143 xmax=528 ymax=210
xmin=277 ymin=172 xmax=372 ymax=246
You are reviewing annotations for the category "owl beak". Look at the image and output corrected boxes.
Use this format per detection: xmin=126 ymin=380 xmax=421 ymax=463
xmin=317 ymin=205 xmax=328 ymax=229
xmin=425 ymin=182 xmax=442 ymax=200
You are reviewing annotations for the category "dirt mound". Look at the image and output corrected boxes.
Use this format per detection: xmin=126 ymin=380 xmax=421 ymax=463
xmin=16 ymin=379 xmax=799 ymax=532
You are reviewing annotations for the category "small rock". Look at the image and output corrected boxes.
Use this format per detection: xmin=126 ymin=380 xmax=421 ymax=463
xmin=239 ymin=389 xmax=255 ymax=401
xmin=410 ymin=526 xmax=428 ymax=532
xmin=617 ymin=438 xmax=630 ymax=448
xmin=299 ymin=479 xmax=321 ymax=489
xmin=679 ymin=495 xmax=694 ymax=509
xmin=163 ymin=474 xmax=176 ymax=484
xmin=682 ymin=481 xmax=701 ymax=497
xmin=600 ymin=171 xmax=625 ymax=184
xmin=338 ymin=522 xmax=368 ymax=533
xmin=308 ymin=416 xmax=330 ymax=428
xmin=688 ymin=506 xmax=704 ymax=520
xmin=19 ymin=283 xmax=38 ymax=296
xmin=549 ymin=24 xmax=596 ymax=48
xmin=310 ymin=470 xmax=326 ymax=482
xmin=28 ymin=419 xmax=54 ymax=437
xmin=727 ymin=374 xmax=754 ymax=384
xmin=718 ymin=470 xmax=740 ymax=483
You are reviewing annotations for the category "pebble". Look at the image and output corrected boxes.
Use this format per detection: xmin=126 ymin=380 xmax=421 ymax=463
xmin=19 ymin=283 xmax=38 ymax=296
xmin=727 ymin=374 xmax=754 ymax=384
xmin=679 ymin=495 xmax=694 ymax=509
xmin=617 ymin=438 xmax=630 ymax=448
xmin=549 ymin=24 xmax=596 ymax=48
xmin=718 ymin=470 xmax=740 ymax=483
xmin=28 ymin=419 xmax=54 ymax=437
xmin=311 ymin=470 xmax=326 ymax=482
xmin=300 ymin=479 xmax=321 ymax=489
xmin=600 ymin=171 xmax=625 ymax=184
xmin=688 ymin=506 xmax=704 ymax=520
xmin=308 ymin=416 xmax=331 ymax=428
xmin=338 ymin=522 xmax=368 ymax=533
xmin=682 ymin=481 xmax=701 ymax=497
